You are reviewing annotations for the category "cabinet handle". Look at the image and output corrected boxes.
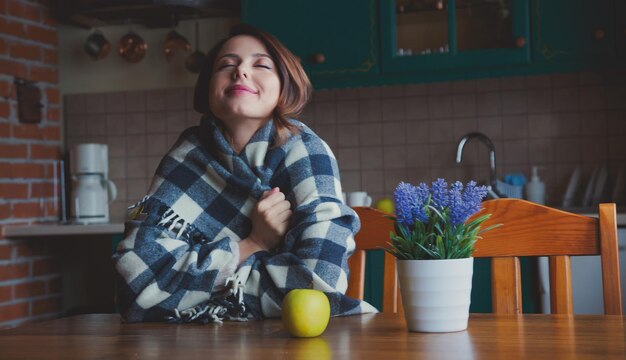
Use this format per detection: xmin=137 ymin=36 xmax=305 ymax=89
xmin=310 ymin=53 xmax=326 ymax=64
xmin=514 ymin=37 xmax=526 ymax=48
xmin=593 ymin=28 xmax=605 ymax=40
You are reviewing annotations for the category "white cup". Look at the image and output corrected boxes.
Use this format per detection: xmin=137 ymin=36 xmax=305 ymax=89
xmin=347 ymin=191 xmax=372 ymax=207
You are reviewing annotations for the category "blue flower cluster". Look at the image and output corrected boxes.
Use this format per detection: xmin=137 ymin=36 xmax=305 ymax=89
xmin=394 ymin=179 xmax=489 ymax=227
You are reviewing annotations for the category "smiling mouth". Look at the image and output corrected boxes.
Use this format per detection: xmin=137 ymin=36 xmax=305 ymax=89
xmin=226 ymin=85 xmax=258 ymax=95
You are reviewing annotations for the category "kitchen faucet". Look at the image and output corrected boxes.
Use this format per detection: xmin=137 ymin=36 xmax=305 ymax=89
xmin=455 ymin=132 xmax=505 ymax=198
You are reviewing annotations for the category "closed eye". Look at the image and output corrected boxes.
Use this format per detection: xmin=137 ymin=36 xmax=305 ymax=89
xmin=255 ymin=64 xmax=272 ymax=69
xmin=218 ymin=63 xmax=236 ymax=70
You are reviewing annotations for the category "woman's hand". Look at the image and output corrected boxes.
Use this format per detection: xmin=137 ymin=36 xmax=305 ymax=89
xmin=239 ymin=187 xmax=292 ymax=264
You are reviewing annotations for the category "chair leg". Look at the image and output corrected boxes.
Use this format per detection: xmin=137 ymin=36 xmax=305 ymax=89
xmin=491 ymin=257 xmax=522 ymax=314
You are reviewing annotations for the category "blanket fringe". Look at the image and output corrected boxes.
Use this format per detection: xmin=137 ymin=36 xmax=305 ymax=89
xmin=165 ymin=273 xmax=249 ymax=324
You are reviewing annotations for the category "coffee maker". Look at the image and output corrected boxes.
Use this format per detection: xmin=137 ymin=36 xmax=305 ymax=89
xmin=70 ymin=143 xmax=117 ymax=224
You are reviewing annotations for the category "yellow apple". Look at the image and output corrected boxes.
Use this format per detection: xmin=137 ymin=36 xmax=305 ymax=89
xmin=375 ymin=198 xmax=395 ymax=214
xmin=281 ymin=289 xmax=330 ymax=338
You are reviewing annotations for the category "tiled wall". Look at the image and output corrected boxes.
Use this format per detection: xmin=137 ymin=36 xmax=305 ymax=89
xmin=64 ymin=70 xmax=626 ymax=222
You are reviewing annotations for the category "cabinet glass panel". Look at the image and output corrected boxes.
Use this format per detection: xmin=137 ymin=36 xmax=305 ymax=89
xmin=455 ymin=0 xmax=513 ymax=51
xmin=395 ymin=0 xmax=515 ymax=56
xmin=396 ymin=0 xmax=450 ymax=56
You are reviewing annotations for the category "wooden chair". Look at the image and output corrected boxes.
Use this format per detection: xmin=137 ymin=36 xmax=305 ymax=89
xmin=347 ymin=206 xmax=400 ymax=313
xmin=347 ymin=200 xmax=623 ymax=315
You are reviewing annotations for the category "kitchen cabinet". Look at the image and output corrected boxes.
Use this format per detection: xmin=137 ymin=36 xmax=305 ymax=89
xmin=241 ymin=0 xmax=379 ymax=87
xmin=379 ymin=0 xmax=531 ymax=73
xmin=532 ymin=0 xmax=617 ymax=68
xmin=242 ymin=0 xmax=623 ymax=89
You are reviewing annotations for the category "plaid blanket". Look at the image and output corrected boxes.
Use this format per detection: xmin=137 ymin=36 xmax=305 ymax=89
xmin=113 ymin=115 xmax=377 ymax=323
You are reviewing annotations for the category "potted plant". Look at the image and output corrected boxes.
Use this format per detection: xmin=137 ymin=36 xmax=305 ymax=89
xmin=388 ymin=179 xmax=499 ymax=333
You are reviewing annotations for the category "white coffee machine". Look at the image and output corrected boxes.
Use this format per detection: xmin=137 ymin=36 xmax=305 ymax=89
xmin=70 ymin=143 xmax=117 ymax=224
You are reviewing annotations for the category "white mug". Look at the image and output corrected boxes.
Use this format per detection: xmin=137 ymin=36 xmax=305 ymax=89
xmin=348 ymin=191 xmax=372 ymax=207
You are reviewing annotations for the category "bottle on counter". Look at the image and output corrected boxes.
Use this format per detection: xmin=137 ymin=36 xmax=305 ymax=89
xmin=526 ymin=166 xmax=546 ymax=205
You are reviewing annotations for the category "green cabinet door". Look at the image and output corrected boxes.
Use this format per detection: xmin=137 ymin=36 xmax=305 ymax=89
xmin=241 ymin=0 xmax=379 ymax=89
xmin=241 ymin=1 xmax=309 ymax=66
xmin=380 ymin=0 xmax=531 ymax=73
xmin=533 ymin=0 xmax=616 ymax=66
xmin=306 ymin=0 xmax=379 ymax=79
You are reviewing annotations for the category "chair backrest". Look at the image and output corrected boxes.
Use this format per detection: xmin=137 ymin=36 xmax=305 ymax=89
xmin=348 ymin=206 xmax=400 ymax=313
xmin=473 ymin=199 xmax=622 ymax=315
xmin=348 ymin=200 xmax=622 ymax=315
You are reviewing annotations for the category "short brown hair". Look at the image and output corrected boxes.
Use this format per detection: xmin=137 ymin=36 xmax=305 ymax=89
xmin=194 ymin=23 xmax=312 ymax=140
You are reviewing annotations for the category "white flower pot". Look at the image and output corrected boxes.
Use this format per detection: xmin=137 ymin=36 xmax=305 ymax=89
xmin=397 ymin=257 xmax=474 ymax=333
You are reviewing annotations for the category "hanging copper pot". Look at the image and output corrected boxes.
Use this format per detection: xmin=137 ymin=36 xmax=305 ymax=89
xmin=163 ymin=29 xmax=191 ymax=62
xmin=185 ymin=21 xmax=206 ymax=73
xmin=84 ymin=30 xmax=110 ymax=61
xmin=118 ymin=31 xmax=147 ymax=63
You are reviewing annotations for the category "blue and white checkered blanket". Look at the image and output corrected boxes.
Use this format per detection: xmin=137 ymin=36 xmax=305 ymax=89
xmin=113 ymin=116 xmax=377 ymax=323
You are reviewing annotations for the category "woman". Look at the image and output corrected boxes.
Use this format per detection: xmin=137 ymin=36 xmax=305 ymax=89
xmin=113 ymin=24 xmax=376 ymax=323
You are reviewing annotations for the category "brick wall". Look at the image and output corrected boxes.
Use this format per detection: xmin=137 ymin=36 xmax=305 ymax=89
xmin=0 ymin=0 xmax=63 ymax=329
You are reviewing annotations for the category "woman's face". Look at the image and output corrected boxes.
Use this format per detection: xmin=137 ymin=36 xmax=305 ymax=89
xmin=208 ymin=35 xmax=281 ymax=125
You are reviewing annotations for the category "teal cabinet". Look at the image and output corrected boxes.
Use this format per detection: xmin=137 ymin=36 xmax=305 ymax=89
xmin=379 ymin=0 xmax=531 ymax=73
xmin=242 ymin=0 xmax=622 ymax=89
xmin=241 ymin=0 xmax=379 ymax=87
xmin=532 ymin=0 xmax=617 ymax=67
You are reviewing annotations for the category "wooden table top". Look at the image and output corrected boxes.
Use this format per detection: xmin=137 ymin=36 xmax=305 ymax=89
xmin=0 ymin=313 xmax=624 ymax=359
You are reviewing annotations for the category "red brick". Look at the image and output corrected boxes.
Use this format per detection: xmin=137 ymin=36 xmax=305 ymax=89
xmin=0 ymin=203 xmax=10 ymax=219
xmin=0 ymin=101 xmax=10 ymax=118
xmin=0 ymin=17 xmax=26 ymax=38
xmin=45 ymin=200 xmax=57 ymax=217
xmin=0 ymin=38 xmax=7 ymax=55
xmin=0 ymin=143 xmax=28 ymax=158
xmin=41 ymin=48 xmax=57 ymax=65
xmin=14 ymin=280 xmax=46 ymax=299
xmin=0 ymin=302 xmax=29 ymax=322
xmin=45 ymin=87 xmax=59 ymax=104
xmin=32 ymin=296 xmax=61 ymax=315
xmin=0 ymin=80 xmax=9 ymax=98
xmin=0 ymin=183 xmax=28 ymax=199
xmin=7 ymin=0 xmax=41 ymax=22
xmin=0 ymin=162 xmax=46 ymax=178
xmin=47 ymin=277 xmax=62 ymax=294
xmin=28 ymin=66 xmax=57 ymax=84
xmin=29 ymin=144 xmax=60 ymax=160
xmin=41 ymin=125 xmax=59 ymax=140
xmin=0 ymin=123 xmax=9 ymax=137
xmin=0 ymin=59 xmax=27 ymax=79
xmin=0 ymin=245 xmax=12 ymax=259
xmin=12 ymin=124 xmax=42 ymax=140
xmin=0 ymin=286 xmax=12 ymax=303
xmin=46 ymin=107 xmax=59 ymax=122
xmin=9 ymin=43 xmax=40 ymax=61
xmin=0 ymin=262 xmax=30 ymax=281
xmin=12 ymin=201 xmax=40 ymax=218
xmin=30 ymin=182 xmax=53 ymax=197
xmin=33 ymin=258 xmax=61 ymax=276
xmin=25 ymin=25 xmax=57 ymax=46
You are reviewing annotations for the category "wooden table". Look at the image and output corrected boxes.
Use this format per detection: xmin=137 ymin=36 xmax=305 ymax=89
xmin=0 ymin=313 xmax=624 ymax=359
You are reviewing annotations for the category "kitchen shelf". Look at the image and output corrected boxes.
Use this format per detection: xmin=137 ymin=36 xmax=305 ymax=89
xmin=3 ymin=223 xmax=124 ymax=238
